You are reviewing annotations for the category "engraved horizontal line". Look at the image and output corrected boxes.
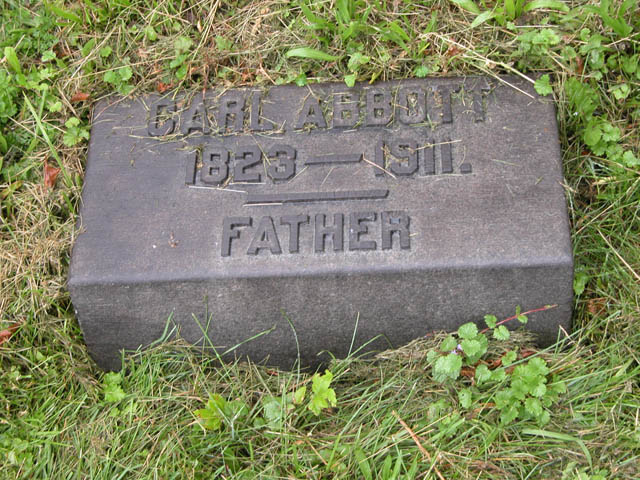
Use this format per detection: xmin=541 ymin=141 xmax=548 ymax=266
xmin=245 ymin=189 xmax=389 ymax=205
xmin=306 ymin=153 xmax=363 ymax=165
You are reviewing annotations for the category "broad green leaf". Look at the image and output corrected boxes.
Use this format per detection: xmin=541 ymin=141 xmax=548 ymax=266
xmin=285 ymin=47 xmax=339 ymax=62
xmin=505 ymin=0 xmax=516 ymax=19
xmin=484 ymin=314 xmax=497 ymax=329
xmin=426 ymin=349 xmax=439 ymax=364
xmin=308 ymin=370 xmax=337 ymax=415
xmin=525 ymin=397 xmax=543 ymax=417
xmin=81 ymin=39 xmax=96 ymax=58
xmin=441 ymin=335 xmax=458 ymax=352
xmin=622 ymin=150 xmax=640 ymax=167
xmin=500 ymin=403 xmax=520 ymax=424
xmin=4 ymin=47 xmax=21 ymax=75
xmin=103 ymin=372 xmax=126 ymax=403
xmin=208 ymin=393 xmax=226 ymax=411
xmin=293 ymin=386 xmax=306 ymax=405
xmin=538 ymin=410 xmax=550 ymax=426
xmin=354 ymin=448 xmax=372 ymax=480
xmin=224 ymin=399 xmax=248 ymax=419
xmin=262 ymin=396 xmax=283 ymax=427
xmin=414 ymin=65 xmax=430 ymax=78
xmin=194 ymin=408 xmax=222 ymax=430
xmin=458 ymin=388 xmax=472 ymax=409
xmin=550 ymin=380 xmax=567 ymax=395
xmin=611 ymin=83 xmax=630 ymax=100
xmin=458 ymin=322 xmax=478 ymax=340
xmin=493 ymin=325 xmax=510 ymax=341
xmin=475 ymin=364 xmax=492 ymax=384
xmin=502 ymin=350 xmax=517 ymax=367
xmin=433 ymin=353 xmax=462 ymax=382
xmin=531 ymin=382 xmax=547 ymax=397
xmin=470 ymin=10 xmax=495 ymax=29
xmin=511 ymin=378 xmax=529 ymax=400
xmin=41 ymin=50 xmax=57 ymax=62
xmin=461 ymin=338 xmax=482 ymax=356
xmin=215 ymin=36 xmax=233 ymax=51
xmin=344 ymin=73 xmax=356 ymax=88
xmin=385 ymin=21 xmax=410 ymax=42
xmin=295 ymin=73 xmax=307 ymax=86
xmin=174 ymin=36 xmax=193 ymax=54
xmin=527 ymin=357 xmax=549 ymax=377
xmin=45 ymin=1 xmax=82 ymax=23
xmin=145 ymin=25 xmax=158 ymax=42
xmin=336 ymin=0 xmax=352 ymax=23
xmin=299 ymin=3 xmax=332 ymax=30
xmin=491 ymin=368 xmax=506 ymax=382
xmin=573 ymin=271 xmax=589 ymax=296
xmin=119 ymin=66 xmax=133 ymax=81
xmin=65 ymin=117 xmax=80 ymax=128
xmin=347 ymin=53 xmax=370 ymax=72
xmin=601 ymin=122 xmax=621 ymax=142
xmin=534 ymin=74 xmax=553 ymax=96
xmin=523 ymin=0 xmax=569 ymax=13
xmin=104 ymin=70 xmax=118 ymax=84
xmin=450 ymin=0 xmax=481 ymax=15
xmin=495 ymin=389 xmax=513 ymax=409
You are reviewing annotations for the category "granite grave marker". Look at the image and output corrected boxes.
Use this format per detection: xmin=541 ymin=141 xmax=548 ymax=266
xmin=69 ymin=76 xmax=573 ymax=370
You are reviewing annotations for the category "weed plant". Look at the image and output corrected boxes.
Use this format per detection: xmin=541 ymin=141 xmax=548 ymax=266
xmin=0 ymin=0 xmax=639 ymax=478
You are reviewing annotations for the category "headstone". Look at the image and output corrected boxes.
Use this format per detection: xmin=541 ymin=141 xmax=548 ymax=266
xmin=69 ymin=76 xmax=573 ymax=370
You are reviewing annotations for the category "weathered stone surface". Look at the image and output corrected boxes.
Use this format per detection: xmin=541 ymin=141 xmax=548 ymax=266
xmin=69 ymin=76 xmax=573 ymax=370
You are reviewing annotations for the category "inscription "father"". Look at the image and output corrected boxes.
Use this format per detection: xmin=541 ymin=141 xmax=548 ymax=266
xmin=222 ymin=211 xmax=410 ymax=257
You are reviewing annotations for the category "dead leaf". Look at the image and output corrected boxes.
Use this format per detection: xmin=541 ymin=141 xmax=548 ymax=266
xmin=445 ymin=44 xmax=461 ymax=59
xmin=156 ymin=81 xmax=172 ymax=93
xmin=587 ymin=297 xmax=606 ymax=316
xmin=488 ymin=357 xmax=503 ymax=369
xmin=460 ymin=366 xmax=475 ymax=378
xmin=71 ymin=92 xmax=90 ymax=102
xmin=44 ymin=159 xmax=61 ymax=190
xmin=520 ymin=348 xmax=537 ymax=359
xmin=0 ymin=323 xmax=19 ymax=345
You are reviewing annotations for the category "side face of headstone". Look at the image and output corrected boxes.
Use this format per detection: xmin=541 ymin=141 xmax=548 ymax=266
xmin=69 ymin=77 xmax=573 ymax=370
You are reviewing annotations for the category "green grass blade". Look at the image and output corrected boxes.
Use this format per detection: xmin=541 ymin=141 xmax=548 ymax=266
xmin=44 ymin=1 xmax=82 ymax=23
xmin=285 ymin=47 xmax=340 ymax=62
xmin=22 ymin=94 xmax=72 ymax=188
xmin=449 ymin=0 xmax=481 ymax=14
xmin=522 ymin=429 xmax=592 ymax=467
xmin=4 ymin=47 xmax=21 ymax=74
xmin=470 ymin=10 xmax=496 ymax=28
xmin=523 ymin=0 xmax=570 ymax=13
xmin=354 ymin=449 xmax=372 ymax=480
xmin=505 ymin=0 xmax=516 ymax=19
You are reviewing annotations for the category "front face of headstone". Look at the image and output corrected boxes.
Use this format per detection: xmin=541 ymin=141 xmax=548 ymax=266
xmin=69 ymin=77 xmax=572 ymax=370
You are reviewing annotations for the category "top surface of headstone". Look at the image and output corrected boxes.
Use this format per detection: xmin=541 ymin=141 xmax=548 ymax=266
xmin=70 ymin=76 xmax=571 ymax=285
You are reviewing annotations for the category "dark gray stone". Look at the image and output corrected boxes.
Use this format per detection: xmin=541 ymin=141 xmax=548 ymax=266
xmin=68 ymin=76 xmax=573 ymax=370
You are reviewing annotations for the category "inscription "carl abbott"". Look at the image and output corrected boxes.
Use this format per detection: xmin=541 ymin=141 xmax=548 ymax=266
xmin=148 ymin=81 xmax=490 ymax=137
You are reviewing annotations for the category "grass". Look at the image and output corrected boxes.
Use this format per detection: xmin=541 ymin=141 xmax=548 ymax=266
xmin=1 ymin=0 xmax=639 ymax=478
